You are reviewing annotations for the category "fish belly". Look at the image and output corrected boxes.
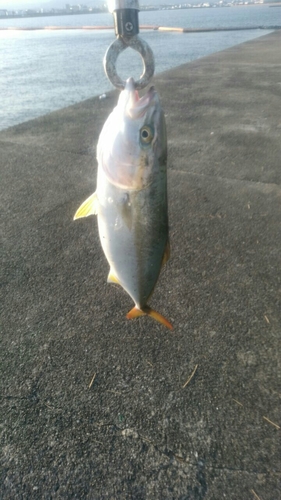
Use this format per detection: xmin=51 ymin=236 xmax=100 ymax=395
xmin=97 ymin=171 xmax=168 ymax=308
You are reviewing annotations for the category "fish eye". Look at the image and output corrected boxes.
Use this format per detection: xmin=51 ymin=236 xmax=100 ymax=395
xmin=140 ymin=126 xmax=154 ymax=145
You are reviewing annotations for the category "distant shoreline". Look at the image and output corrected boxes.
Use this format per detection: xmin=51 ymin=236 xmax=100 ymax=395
xmin=1 ymin=25 xmax=280 ymax=32
xmin=2 ymin=11 xmax=104 ymax=21
xmin=1 ymin=3 xmax=281 ymax=21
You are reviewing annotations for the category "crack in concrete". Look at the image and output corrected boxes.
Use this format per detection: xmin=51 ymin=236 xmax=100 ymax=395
xmin=118 ymin=428 xmax=281 ymax=477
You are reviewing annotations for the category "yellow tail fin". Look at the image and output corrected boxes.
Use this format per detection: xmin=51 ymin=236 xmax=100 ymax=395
xmin=126 ymin=306 xmax=173 ymax=330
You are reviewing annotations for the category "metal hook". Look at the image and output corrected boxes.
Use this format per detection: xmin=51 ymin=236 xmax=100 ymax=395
xmin=103 ymin=35 xmax=155 ymax=90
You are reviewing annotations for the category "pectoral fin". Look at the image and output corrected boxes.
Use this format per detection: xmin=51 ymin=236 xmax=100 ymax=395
xmin=73 ymin=192 xmax=99 ymax=220
xmin=126 ymin=305 xmax=173 ymax=330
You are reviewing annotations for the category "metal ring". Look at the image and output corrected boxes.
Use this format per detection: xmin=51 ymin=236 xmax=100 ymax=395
xmin=103 ymin=35 xmax=155 ymax=90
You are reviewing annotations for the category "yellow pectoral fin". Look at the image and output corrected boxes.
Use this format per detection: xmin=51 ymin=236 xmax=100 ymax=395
xmin=126 ymin=305 xmax=173 ymax=330
xmin=73 ymin=192 xmax=99 ymax=220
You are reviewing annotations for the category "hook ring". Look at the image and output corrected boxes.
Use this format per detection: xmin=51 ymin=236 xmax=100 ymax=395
xmin=103 ymin=35 xmax=155 ymax=90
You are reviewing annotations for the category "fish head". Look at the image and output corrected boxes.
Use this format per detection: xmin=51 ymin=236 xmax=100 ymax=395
xmin=97 ymin=77 xmax=167 ymax=191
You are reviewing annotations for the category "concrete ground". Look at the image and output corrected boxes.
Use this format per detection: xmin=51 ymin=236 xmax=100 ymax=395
xmin=1 ymin=31 xmax=280 ymax=499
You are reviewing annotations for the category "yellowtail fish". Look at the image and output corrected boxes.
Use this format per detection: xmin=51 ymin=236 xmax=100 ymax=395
xmin=74 ymin=77 xmax=172 ymax=329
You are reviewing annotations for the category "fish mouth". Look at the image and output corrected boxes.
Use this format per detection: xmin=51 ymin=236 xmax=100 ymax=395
xmin=124 ymin=77 xmax=158 ymax=119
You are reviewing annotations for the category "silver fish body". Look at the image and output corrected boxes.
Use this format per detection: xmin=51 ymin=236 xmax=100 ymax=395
xmin=74 ymin=77 xmax=172 ymax=329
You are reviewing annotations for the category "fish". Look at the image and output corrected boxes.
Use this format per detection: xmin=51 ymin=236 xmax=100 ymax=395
xmin=74 ymin=77 xmax=172 ymax=330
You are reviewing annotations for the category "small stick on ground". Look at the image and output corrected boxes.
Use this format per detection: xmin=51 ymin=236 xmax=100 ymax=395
xmin=262 ymin=416 xmax=280 ymax=430
xmin=250 ymin=489 xmax=262 ymax=500
xmin=107 ymin=389 xmax=122 ymax=395
xmin=89 ymin=372 xmax=97 ymax=389
xmin=264 ymin=315 xmax=270 ymax=324
xmin=182 ymin=364 xmax=198 ymax=388
xmin=140 ymin=435 xmax=153 ymax=444
xmin=232 ymin=398 xmax=243 ymax=407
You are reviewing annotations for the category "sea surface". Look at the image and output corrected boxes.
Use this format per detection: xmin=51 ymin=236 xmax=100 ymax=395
xmin=0 ymin=5 xmax=279 ymax=130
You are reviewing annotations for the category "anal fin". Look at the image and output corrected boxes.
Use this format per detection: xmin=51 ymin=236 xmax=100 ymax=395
xmin=126 ymin=305 xmax=173 ymax=330
xmin=107 ymin=270 xmax=121 ymax=285
xmin=74 ymin=192 xmax=99 ymax=220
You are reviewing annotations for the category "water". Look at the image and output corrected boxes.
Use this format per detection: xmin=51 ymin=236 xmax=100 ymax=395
xmin=0 ymin=6 xmax=279 ymax=131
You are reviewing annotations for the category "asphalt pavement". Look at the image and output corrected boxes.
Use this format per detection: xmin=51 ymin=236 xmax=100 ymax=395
xmin=1 ymin=30 xmax=280 ymax=499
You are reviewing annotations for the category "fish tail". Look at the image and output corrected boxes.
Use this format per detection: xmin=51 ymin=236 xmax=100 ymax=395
xmin=126 ymin=305 xmax=173 ymax=330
